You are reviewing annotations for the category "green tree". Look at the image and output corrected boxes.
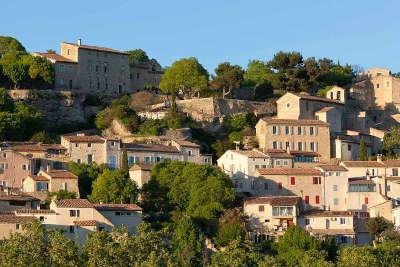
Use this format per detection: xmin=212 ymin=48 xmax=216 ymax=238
xmin=366 ymin=216 xmax=393 ymax=242
xmin=337 ymin=246 xmax=378 ymax=267
xmin=48 ymin=189 xmax=77 ymax=200
xmin=121 ymin=147 xmax=129 ymax=171
xmin=0 ymin=36 xmax=26 ymax=57
xmin=2 ymin=61 xmax=28 ymax=88
xmin=0 ymin=87 xmax=14 ymax=111
xmin=382 ymin=126 xmax=400 ymax=157
xmin=211 ymin=62 xmax=244 ymax=98
xmin=68 ymin=162 xmax=103 ymax=198
xmin=210 ymin=239 xmax=261 ymax=267
xmin=214 ymin=208 xmax=247 ymax=248
xmin=127 ymin=49 xmax=150 ymax=64
xmin=359 ymin=137 xmax=368 ymax=161
xmin=48 ymin=230 xmax=82 ymax=267
xmin=30 ymin=131 xmax=55 ymax=143
xmin=172 ymin=216 xmax=203 ymax=267
xmin=159 ymin=57 xmax=209 ymax=98
xmin=244 ymin=60 xmax=273 ymax=85
xmin=253 ymin=81 xmax=274 ymax=100
xmin=90 ymin=169 xmax=138 ymax=204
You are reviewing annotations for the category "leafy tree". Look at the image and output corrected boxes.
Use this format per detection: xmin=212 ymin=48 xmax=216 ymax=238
xmin=0 ymin=88 xmax=14 ymax=111
xmin=121 ymin=147 xmax=129 ymax=171
xmin=2 ymin=61 xmax=28 ymax=88
xmin=244 ymin=60 xmax=273 ymax=85
xmin=159 ymin=57 xmax=209 ymax=98
xmin=68 ymin=162 xmax=103 ymax=198
xmin=127 ymin=49 xmax=150 ymax=64
xmin=366 ymin=216 xmax=393 ymax=242
xmin=253 ymin=81 xmax=274 ymax=100
xmin=48 ymin=230 xmax=82 ymax=267
xmin=172 ymin=216 xmax=204 ymax=266
xmin=337 ymin=246 xmax=378 ymax=267
xmin=90 ymin=169 xmax=138 ymax=204
xmin=0 ymin=36 xmax=26 ymax=57
xmin=373 ymin=241 xmax=400 ymax=266
xmin=382 ymin=126 xmax=400 ymax=157
xmin=210 ymin=239 xmax=261 ymax=267
xmin=359 ymin=137 xmax=368 ymax=161
xmin=211 ymin=139 xmax=234 ymax=158
xmin=49 ymin=189 xmax=77 ymax=200
xmin=211 ymin=62 xmax=244 ymax=98
xmin=30 ymin=131 xmax=55 ymax=143
xmin=214 ymin=208 xmax=247 ymax=247
xmin=138 ymin=119 xmax=166 ymax=136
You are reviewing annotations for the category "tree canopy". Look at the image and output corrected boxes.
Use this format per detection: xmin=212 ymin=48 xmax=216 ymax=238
xmin=126 ymin=49 xmax=150 ymax=64
xmin=211 ymin=62 xmax=244 ymax=98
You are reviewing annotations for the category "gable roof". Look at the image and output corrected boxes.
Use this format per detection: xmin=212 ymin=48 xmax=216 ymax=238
xmin=0 ymin=214 xmax=35 ymax=224
xmin=34 ymin=52 xmax=77 ymax=63
xmin=28 ymin=175 xmax=49 ymax=182
xmin=341 ymin=161 xmax=385 ymax=168
xmin=231 ymin=150 xmax=269 ymax=158
xmin=74 ymin=220 xmax=97 ymax=226
xmin=317 ymin=165 xmax=348 ymax=172
xmin=292 ymin=93 xmax=344 ymax=105
xmin=124 ymin=143 xmax=180 ymax=153
xmin=62 ymin=42 xmax=129 ymax=55
xmin=256 ymin=168 xmax=322 ymax=176
xmin=260 ymin=117 xmax=329 ymax=126
xmin=62 ymin=135 xmax=105 ymax=143
xmin=54 ymin=199 xmax=93 ymax=208
xmin=245 ymin=196 xmax=301 ymax=206
xmin=44 ymin=170 xmax=77 ymax=179
xmin=94 ymin=203 xmax=142 ymax=212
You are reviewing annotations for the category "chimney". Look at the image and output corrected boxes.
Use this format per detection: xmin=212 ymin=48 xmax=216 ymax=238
xmin=376 ymin=154 xmax=383 ymax=163
xmin=234 ymin=141 xmax=240 ymax=151
xmin=77 ymin=38 xmax=82 ymax=46
xmin=46 ymin=163 xmax=51 ymax=173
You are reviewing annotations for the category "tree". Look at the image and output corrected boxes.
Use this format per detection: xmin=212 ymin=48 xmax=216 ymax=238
xmin=244 ymin=60 xmax=273 ymax=85
xmin=30 ymin=131 xmax=55 ymax=143
xmin=48 ymin=189 xmax=77 ymax=200
xmin=366 ymin=217 xmax=393 ymax=242
xmin=0 ymin=87 xmax=14 ymax=111
xmin=68 ymin=162 xmax=103 ymax=198
xmin=172 ymin=216 xmax=203 ymax=266
xmin=359 ymin=137 xmax=368 ymax=161
xmin=382 ymin=126 xmax=400 ymax=157
xmin=121 ymin=147 xmax=129 ymax=171
xmin=159 ymin=57 xmax=209 ymax=98
xmin=210 ymin=239 xmax=261 ymax=267
xmin=253 ymin=81 xmax=274 ymax=100
xmin=89 ymin=169 xmax=138 ymax=204
xmin=2 ymin=61 xmax=28 ymax=88
xmin=337 ymin=246 xmax=378 ymax=267
xmin=127 ymin=49 xmax=150 ymax=64
xmin=211 ymin=62 xmax=244 ymax=98
xmin=48 ymin=230 xmax=82 ymax=267
xmin=0 ymin=36 xmax=26 ymax=58
xmin=214 ymin=208 xmax=247 ymax=247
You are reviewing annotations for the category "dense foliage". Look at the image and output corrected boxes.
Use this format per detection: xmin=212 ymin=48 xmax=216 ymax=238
xmin=68 ymin=162 xmax=104 ymax=198
xmin=382 ymin=126 xmax=400 ymax=157
xmin=126 ymin=49 xmax=150 ymax=64
xmin=210 ymin=62 xmax=244 ymax=98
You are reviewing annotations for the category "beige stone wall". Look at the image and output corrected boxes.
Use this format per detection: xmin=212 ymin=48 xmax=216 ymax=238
xmin=368 ymin=200 xmax=392 ymax=221
xmin=346 ymin=191 xmax=386 ymax=211
xmin=0 ymin=223 xmax=25 ymax=240
xmin=0 ymin=150 xmax=33 ymax=188
xmin=276 ymin=93 xmax=301 ymax=119
xmin=322 ymin=172 xmax=348 ymax=211
xmin=326 ymin=86 xmax=346 ymax=103
xmin=49 ymin=178 xmax=79 ymax=197
xmin=22 ymin=177 xmax=37 ymax=192
xmin=129 ymin=169 xmax=151 ymax=188
xmin=254 ymin=173 xmax=324 ymax=209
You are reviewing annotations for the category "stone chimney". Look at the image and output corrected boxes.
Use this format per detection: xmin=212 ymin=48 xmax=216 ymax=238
xmin=77 ymin=38 xmax=82 ymax=46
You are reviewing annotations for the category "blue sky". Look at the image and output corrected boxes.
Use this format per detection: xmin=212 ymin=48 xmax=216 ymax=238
xmin=1 ymin=0 xmax=399 ymax=73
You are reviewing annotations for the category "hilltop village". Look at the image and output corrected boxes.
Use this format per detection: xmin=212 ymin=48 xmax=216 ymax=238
xmin=1 ymin=36 xmax=400 ymax=265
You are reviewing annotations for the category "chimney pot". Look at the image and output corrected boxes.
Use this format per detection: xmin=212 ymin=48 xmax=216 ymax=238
xmin=77 ymin=38 xmax=82 ymax=46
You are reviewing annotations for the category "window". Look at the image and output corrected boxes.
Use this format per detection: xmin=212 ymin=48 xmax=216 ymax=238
xmin=333 ymin=198 xmax=339 ymax=205
xmin=305 ymin=196 xmax=310 ymax=204
xmin=290 ymin=176 xmax=296 ymax=185
xmin=364 ymin=197 xmax=369 ymax=204
xmin=337 ymin=91 xmax=341 ymax=100
xmin=283 ymin=160 xmax=288 ymax=166
xmin=278 ymin=182 xmax=283 ymax=190
xmin=285 ymin=142 xmax=290 ymax=149
xmin=3 ymin=153 xmax=6 ymax=158
xmin=87 ymin=154 xmax=93 ymax=164
xmin=39 ymin=216 xmax=44 ymax=222
xmin=255 ymin=165 xmax=260 ymax=169
xmin=22 ymin=164 xmax=27 ymax=171
xmin=340 ymin=218 xmax=346 ymax=224
xmin=340 ymin=236 xmax=347 ymax=244
xmin=136 ymin=73 xmax=140 ymax=79
xmin=272 ymin=141 xmax=278 ymax=149
xmin=70 ymin=210 xmax=76 ymax=217
xmin=286 ymin=103 xmax=291 ymax=109
xmin=393 ymin=168 xmax=398 ymax=176
xmin=16 ymin=224 xmax=20 ymax=230
xmin=305 ymin=218 xmax=310 ymax=225
xmin=115 ymin=212 xmax=121 ymax=216
xmin=285 ymin=126 xmax=290 ymax=135
xmin=75 ymin=143 xmax=79 ymax=147
xmin=272 ymin=206 xmax=293 ymax=216
xmin=69 ymin=226 xmax=75 ymax=233
xmin=312 ymin=177 xmax=321 ymax=184
xmin=272 ymin=126 xmax=277 ymax=134
xmin=315 ymin=195 xmax=320 ymax=204
xmin=297 ymin=127 xmax=302 ymax=135
xmin=376 ymin=83 xmax=380 ymax=89
xmin=88 ymin=143 xmax=92 ymax=147
xmin=188 ymin=150 xmax=192 ymax=156
xmin=108 ymin=155 xmax=117 ymax=169
xmin=333 ymin=185 xmax=338 ymax=191
xmin=67 ymin=49 xmax=70 ymax=55
xmin=110 ymin=141 xmax=115 ymax=147
xmin=258 ymin=205 xmax=264 ymax=212
xmin=347 ymin=144 xmax=351 ymax=151
xmin=330 ymin=92 xmax=334 ymax=99
xmin=298 ymin=142 xmax=303 ymax=151
xmin=264 ymin=182 xmax=268 ymax=190
xmin=62 ymin=182 xmax=68 ymax=191
xmin=309 ymin=127 xmax=314 ymax=135
xmin=310 ymin=142 xmax=315 ymax=151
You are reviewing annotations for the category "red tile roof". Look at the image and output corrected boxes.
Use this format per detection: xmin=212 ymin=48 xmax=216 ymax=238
xmin=73 ymin=220 xmax=97 ymax=226
xmin=45 ymin=170 xmax=77 ymax=179
xmin=301 ymin=210 xmax=355 ymax=217
xmin=0 ymin=214 xmax=35 ymax=224
xmin=256 ymin=168 xmax=322 ymax=176
xmin=54 ymin=199 xmax=94 ymax=208
xmin=62 ymin=42 xmax=129 ymax=55
xmin=94 ymin=203 xmax=142 ymax=212
xmin=294 ymin=93 xmax=344 ymax=105
xmin=62 ymin=135 xmax=105 ymax=143
xmin=245 ymin=196 xmax=301 ymax=206
xmin=15 ymin=209 xmax=55 ymax=214
xmin=173 ymin=140 xmax=200 ymax=148
xmin=383 ymin=160 xmax=400 ymax=167
xmin=264 ymin=149 xmax=293 ymax=158
xmin=34 ymin=52 xmax=77 ymax=63
xmin=341 ymin=161 xmax=385 ymax=167
xmin=260 ymin=118 xmax=329 ymax=126
xmin=317 ymin=165 xmax=348 ymax=172
xmin=28 ymin=175 xmax=49 ymax=181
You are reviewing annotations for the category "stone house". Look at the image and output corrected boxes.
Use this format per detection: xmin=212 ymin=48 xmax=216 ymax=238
xmin=244 ymin=196 xmax=302 ymax=241
xmin=254 ymin=168 xmax=324 ymax=209
xmin=0 ymin=190 xmax=40 ymax=211
xmin=128 ymin=163 xmax=152 ymax=188
xmin=340 ymin=161 xmax=386 ymax=178
xmin=255 ymin=118 xmax=331 ymax=163
xmin=326 ymin=86 xmax=346 ymax=104
xmin=130 ymin=59 xmax=163 ymax=91
xmin=0 ymin=214 xmax=35 ymax=240
xmin=22 ymin=169 xmax=79 ymax=200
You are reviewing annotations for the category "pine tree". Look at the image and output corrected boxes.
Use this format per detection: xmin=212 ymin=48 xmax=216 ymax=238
xmin=122 ymin=147 xmax=129 ymax=172
xmin=359 ymin=138 xmax=368 ymax=161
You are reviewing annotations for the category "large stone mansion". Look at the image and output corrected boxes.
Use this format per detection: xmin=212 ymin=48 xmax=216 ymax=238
xmin=33 ymin=39 xmax=163 ymax=95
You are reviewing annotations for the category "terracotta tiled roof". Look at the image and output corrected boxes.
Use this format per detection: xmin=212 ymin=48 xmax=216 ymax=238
xmin=260 ymin=117 xmax=329 ymax=126
xmin=0 ymin=215 xmax=35 ymax=224
xmin=264 ymin=149 xmax=293 ymax=158
xmin=15 ymin=209 xmax=55 ymax=214
xmin=383 ymin=160 xmax=400 ymax=167
xmin=289 ymin=150 xmax=320 ymax=157
xmin=245 ymin=196 xmax=301 ymax=206
xmin=34 ymin=52 xmax=77 ymax=63
xmin=125 ymin=143 xmax=180 ymax=153
xmin=62 ymin=135 xmax=105 ymax=143
xmin=317 ymin=165 xmax=348 ymax=172
xmin=173 ymin=140 xmax=200 ymax=148
xmin=130 ymin=163 xmax=152 ymax=171
xmin=94 ymin=203 xmax=142 ymax=211
xmin=73 ymin=220 xmax=97 ymax=226
xmin=232 ymin=150 xmax=269 ymax=158
xmin=0 ymin=192 xmax=38 ymax=201
xmin=256 ymin=168 xmax=322 ymax=176
xmin=341 ymin=161 xmax=385 ymax=167
xmin=301 ymin=210 xmax=355 ymax=217
xmin=62 ymin=42 xmax=129 ymax=55
xmin=7 ymin=143 xmax=66 ymax=153
xmin=28 ymin=175 xmax=49 ymax=181
xmin=54 ymin=199 xmax=93 ymax=208
xmin=293 ymin=93 xmax=344 ymax=105
xmin=44 ymin=170 xmax=77 ymax=179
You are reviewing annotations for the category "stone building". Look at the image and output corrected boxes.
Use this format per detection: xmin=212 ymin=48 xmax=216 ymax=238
xmin=34 ymin=39 xmax=163 ymax=95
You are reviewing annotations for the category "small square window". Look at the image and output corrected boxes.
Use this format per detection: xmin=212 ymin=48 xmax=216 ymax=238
xmin=88 ymin=143 xmax=92 ymax=148
xmin=258 ymin=205 xmax=264 ymax=212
